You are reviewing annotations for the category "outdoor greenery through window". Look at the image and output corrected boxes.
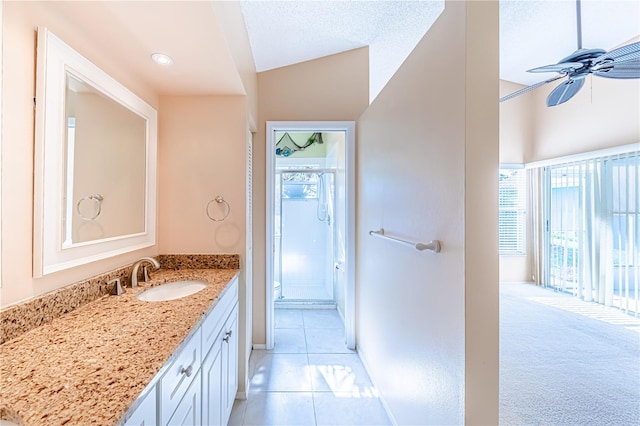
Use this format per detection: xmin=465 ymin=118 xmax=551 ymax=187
xmin=499 ymin=168 xmax=527 ymax=255
xmin=281 ymin=172 xmax=319 ymax=200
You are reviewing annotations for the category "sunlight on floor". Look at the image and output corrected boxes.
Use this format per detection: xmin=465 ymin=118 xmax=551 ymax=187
xmin=313 ymin=364 xmax=380 ymax=397
xmin=528 ymin=296 xmax=640 ymax=332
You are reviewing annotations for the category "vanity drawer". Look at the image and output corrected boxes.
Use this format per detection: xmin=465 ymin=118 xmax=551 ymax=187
xmin=158 ymin=327 xmax=201 ymax=424
xmin=201 ymin=278 xmax=238 ymax=356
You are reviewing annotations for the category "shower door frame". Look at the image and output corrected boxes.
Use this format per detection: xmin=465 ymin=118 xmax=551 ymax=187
xmin=277 ymin=167 xmax=336 ymax=302
xmin=265 ymin=121 xmax=356 ymax=350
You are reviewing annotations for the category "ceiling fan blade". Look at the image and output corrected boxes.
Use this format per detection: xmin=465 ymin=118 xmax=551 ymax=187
xmin=500 ymin=75 xmax=565 ymax=103
xmin=528 ymin=62 xmax=584 ymax=74
xmin=593 ymin=60 xmax=640 ymax=79
xmin=593 ymin=41 xmax=640 ymax=64
xmin=546 ymin=77 xmax=585 ymax=107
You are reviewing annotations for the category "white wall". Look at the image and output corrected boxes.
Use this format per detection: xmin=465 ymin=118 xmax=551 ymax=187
xmin=357 ymin=1 xmax=498 ymax=424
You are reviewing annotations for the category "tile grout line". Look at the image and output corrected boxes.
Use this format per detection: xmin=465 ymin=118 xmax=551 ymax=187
xmin=305 ymin=317 xmax=320 ymax=426
xmin=299 ymin=309 xmax=315 ymax=424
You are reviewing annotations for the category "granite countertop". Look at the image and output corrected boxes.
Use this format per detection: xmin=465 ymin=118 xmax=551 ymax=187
xmin=0 ymin=268 xmax=239 ymax=426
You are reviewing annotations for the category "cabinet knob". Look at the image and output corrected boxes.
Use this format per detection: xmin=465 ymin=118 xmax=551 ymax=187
xmin=180 ymin=365 xmax=193 ymax=377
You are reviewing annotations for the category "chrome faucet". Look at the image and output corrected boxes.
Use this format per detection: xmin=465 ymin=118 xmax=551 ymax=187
xmin=130 ymin=257 xmax=160 ymax=288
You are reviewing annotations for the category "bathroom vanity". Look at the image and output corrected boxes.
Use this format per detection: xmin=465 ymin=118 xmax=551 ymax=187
xmin=0 ymin=268 xmax=238 ymax=425
xmin=121 ymin=273 xmax=239 ymax=426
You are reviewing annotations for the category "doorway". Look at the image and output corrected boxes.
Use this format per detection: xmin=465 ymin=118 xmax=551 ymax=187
xmin=265 ymin=121 xmax=355 ymax=351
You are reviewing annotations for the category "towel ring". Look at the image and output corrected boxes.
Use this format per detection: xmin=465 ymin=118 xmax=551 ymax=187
xmin=76 ymin=194 xmax=104 ymax=221
xmin=206 ymin=195 xmax=231 ymax=221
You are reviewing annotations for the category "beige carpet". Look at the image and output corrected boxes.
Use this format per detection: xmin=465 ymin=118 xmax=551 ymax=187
xmin=500 ymin=282 xmax=640 ymax=426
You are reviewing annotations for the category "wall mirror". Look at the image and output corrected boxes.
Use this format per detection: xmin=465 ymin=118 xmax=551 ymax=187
xmin=34 ymin=27 xmax=157 ymax=277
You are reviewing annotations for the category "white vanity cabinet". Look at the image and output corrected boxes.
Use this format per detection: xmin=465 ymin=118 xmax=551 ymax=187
xmin=166 ymin=372 xmax=202 ymax=426
xmin=158 ymin=328 xmax=202 ymax=423
xmin=201 ymin=331 xmax=224 ymax=425
xmin=222 ymin=306 xmax=239 ymax=419
xmin=122 ymin=277 xmax=238 ymax=426
xmin=202 ymin=303 xmax=239 ymax=425
xmin=122 ymin=387 xmax=156 ymax=426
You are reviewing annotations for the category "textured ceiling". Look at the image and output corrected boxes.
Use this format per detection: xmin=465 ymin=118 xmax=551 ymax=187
xmin=500 ymin=0 xmax=640 ymax=86
xmin=241 ymin=0 xmax=444 ymax=101
xmin=241 ymin=0 xmax=640 ymax=93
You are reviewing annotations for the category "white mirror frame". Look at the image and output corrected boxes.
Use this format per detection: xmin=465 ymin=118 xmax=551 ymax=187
xmin=33 ymin=27 xmax=157 ymax=277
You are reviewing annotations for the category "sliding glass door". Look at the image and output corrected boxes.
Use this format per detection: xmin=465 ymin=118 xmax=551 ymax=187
xmin=543 ymin=151 xmax=639 ymax=315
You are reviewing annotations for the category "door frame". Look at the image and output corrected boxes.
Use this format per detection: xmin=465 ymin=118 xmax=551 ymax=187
xmin=265 ymin=121 xmax=356 ymax=350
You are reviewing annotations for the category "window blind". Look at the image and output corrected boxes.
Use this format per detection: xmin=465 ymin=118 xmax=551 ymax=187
xmin=499 ymin=169 xmax=526 ymax=255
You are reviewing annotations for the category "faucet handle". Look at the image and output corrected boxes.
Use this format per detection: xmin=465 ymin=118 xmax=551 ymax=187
xmin=109 ymin=278 xmax=123 ymax=296
xmin=143 ymin=266 xmax=151 ymax=282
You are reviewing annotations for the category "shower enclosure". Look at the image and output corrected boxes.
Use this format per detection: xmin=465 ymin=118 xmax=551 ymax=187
xmin=272 ymin=130 xmax=347 ymax=307
xmin=275 ymin=169 xmax=335 ymax=302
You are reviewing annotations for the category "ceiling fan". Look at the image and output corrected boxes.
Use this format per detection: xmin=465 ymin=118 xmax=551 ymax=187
xmin=500 ymin=0 xmax=640 ymax=107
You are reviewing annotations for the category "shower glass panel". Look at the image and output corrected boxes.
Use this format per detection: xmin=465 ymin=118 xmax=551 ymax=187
xmin=275 ymin=170 xmax=335 ymax=301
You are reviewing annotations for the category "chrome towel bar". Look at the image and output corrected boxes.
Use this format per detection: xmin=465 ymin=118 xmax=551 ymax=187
xmin=369 ymin=228 xmax=441 ymax=253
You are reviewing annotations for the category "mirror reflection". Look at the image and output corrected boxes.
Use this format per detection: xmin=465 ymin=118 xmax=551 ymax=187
xmin=63 ymin=73 xmax=146 ymax=245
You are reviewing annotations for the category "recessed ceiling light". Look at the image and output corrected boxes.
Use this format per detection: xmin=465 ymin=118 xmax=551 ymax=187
xmin=151 ymin=53 xmax=173 ymax=66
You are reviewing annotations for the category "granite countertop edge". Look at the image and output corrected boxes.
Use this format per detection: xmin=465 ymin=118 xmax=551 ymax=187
xmin=0 ymin=268 xmax=239 ymax=426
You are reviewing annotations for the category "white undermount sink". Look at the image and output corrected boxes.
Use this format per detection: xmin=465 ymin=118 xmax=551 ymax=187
xmin=137 ymin=280 xmax=207 ymax=302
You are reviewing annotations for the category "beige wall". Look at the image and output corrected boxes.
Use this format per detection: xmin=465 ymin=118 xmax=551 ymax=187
xmin=210 ymin=0 xmax=258 ymax=131
xmin=500 ymin=80 xmax=533 ymax=164
xmin=529 ymin=61 xmax=640 ymax=162
xmin=253 ymin=48 xmax=369 ymax=344
xmin=1 ymin=1 xmax=159 ymax=307
xmin=357 ymin=1 xmax=498 ymax=424
xmin=158 ymin=95 xmax=251 ymax=393
xmin=157 ymin=96 xmax=246 ymax=256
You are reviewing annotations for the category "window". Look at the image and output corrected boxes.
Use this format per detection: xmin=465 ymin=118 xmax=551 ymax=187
xmin=281 ymin=172 xmax=319 ymax=200
xmin=499 ymin=168 xmax=526 ymax=255
xmin=544 ymin=151 xmax=639 ymax=313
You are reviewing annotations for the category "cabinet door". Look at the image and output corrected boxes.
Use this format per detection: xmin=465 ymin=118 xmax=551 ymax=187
xmin=123 ymin=388 xmax=157 ymax=426
xmin=202 ymin=332 xmax=224 ymax=426
xmin=159 ymin=328 xmax=201 ymax=424
xmin=222 ymin=305 xmax=239 ymax=422
xmin=165 ymin=372 xmax=201 ymax=426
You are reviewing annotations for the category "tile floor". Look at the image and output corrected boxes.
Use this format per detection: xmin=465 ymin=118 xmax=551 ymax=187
xmin=229 ymin=309 xmax=391 ymax=426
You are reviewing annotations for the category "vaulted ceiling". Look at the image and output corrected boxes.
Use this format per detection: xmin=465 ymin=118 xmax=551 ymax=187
xmin=240 ymin=0 xmax=640 ymax=90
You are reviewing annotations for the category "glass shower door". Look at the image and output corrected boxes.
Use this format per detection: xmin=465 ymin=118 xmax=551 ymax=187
xmin=277 ymin=171 xmax=335 ymax=302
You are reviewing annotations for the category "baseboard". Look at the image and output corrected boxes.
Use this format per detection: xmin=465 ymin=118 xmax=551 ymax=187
xmin=235 ymin=378 xmax=250 ymax=400
xmin=252 ymin=343 xmax=267 ymax=350
xmin=356 ymin=344 xmax=398 ymax=426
